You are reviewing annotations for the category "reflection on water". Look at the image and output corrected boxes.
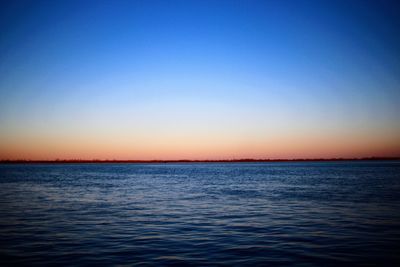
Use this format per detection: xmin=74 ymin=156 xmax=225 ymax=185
xmin=1 ymin=162 xmax=400 ymax=265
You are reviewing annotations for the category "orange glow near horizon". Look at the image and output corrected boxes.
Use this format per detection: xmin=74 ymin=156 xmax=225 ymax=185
xmin=1 ymin=1 xmax=400 ymax=161
xmin=1 ymin=129 xmax=399 ymax=160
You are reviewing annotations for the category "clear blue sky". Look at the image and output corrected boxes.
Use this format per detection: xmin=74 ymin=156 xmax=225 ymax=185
xmin=0 ymin=0 xmax=399 ymax=159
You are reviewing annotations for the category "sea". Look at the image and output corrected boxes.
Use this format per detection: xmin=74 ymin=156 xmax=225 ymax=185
xmin=0 ymin=161 xmax=399 ymax=266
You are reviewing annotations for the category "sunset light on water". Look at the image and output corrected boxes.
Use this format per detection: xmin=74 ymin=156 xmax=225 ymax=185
xmin=1 ymin=1 xmax=400 ymax=266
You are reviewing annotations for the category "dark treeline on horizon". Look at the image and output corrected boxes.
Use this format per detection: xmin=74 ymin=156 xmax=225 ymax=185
xmin=1 ymin=157 xmax=399 ymax=164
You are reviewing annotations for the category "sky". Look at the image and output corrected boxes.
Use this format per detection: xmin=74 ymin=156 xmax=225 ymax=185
xmin=0 ymin=0 xmax=399 ymax=160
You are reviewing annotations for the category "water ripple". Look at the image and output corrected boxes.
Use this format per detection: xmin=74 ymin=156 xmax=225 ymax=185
xmin=1 ymin=162 xmax=400 ymax=266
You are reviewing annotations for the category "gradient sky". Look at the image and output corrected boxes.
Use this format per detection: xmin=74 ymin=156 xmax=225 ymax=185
xmin=0 ymin=0 xmax=399 ymax=160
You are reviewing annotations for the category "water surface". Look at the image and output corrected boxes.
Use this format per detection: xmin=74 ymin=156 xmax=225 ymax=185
xmin=1 ymin=162 xmax=400 ymax=266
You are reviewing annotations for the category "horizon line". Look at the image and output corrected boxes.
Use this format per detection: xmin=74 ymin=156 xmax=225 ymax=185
xmin=1 ymin=156 xmax=400 ymax=164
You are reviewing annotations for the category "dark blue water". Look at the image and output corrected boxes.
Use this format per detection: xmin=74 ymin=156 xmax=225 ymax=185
xmin=1 ymin=162 xmax=400 ymax=266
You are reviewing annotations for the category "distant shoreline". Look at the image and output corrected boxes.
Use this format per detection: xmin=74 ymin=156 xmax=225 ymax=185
xmin=1 ymin=157 xmax=399 ymax=164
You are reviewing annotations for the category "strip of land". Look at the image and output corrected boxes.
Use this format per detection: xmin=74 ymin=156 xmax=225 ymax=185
xmin=0 ymin=157 xmax=399 ymax=164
